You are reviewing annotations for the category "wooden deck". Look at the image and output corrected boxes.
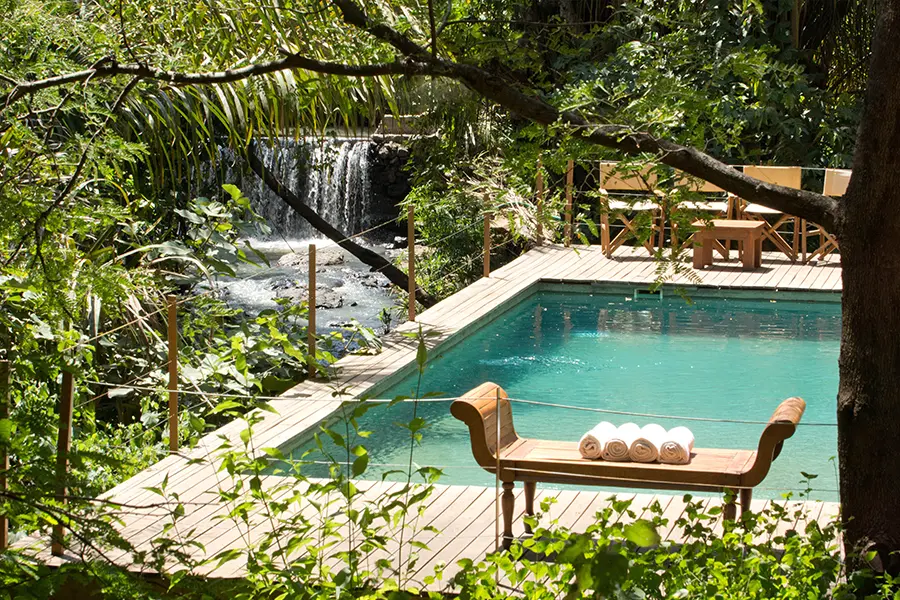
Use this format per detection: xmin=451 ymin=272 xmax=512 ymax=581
xmin=18 ymin=244 xmax=842 ymax=584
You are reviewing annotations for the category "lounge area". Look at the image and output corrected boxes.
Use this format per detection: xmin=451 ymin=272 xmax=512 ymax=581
xmin=557 ymin=161 xmax=848 ymax=266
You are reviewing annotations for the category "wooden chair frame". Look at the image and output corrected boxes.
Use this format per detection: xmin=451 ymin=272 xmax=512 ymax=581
xmin=598 ymin=162 xmax=662 ymax=257
xmin=804 ymin=169 xmax=848 ymax=262
xmin=670 ymin=174 xmax=732 ymax=256
xmin=452 ymin=382 xmax=806 ymax=548
xmin=737 ymin=166 xmax=803 ymax=261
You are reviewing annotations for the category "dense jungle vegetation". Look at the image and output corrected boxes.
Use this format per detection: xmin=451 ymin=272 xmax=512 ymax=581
xmin=0 ymin=0 xmax=890 ymax=597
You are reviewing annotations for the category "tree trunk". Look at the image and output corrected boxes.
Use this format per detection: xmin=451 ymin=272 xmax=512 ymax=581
xmin=245 ymin=147 xmax=437 ymax=309
xmin=838 ymin=0 xmax=900 ymax=572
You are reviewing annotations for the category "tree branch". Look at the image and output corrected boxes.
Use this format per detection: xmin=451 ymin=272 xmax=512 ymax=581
xmin=428 ymin=0 xmax=437 ymax=57
xmin=330 ymin=0 xmax=840 ymax=232
xmin=244 ymin=147 xmax=438 ymax=308
xmin=450 ymin=63 xmax=838 ymax=230
xmin=3 ymin=0 xmax=842 ymax=231
xmin=1 ymin=55 xmax=429 ymax=108
xmin=331 ymin=0 xmax=432 ymax=59
xmin=5 ymin=76 xmax=142 ymax=266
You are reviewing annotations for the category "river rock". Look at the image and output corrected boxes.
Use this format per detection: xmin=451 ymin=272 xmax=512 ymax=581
xmin=277 ymin=246 xmax=346 ymax=268
xmin=274 ymin=281 xmax=344 ymax=309
xmin=356 ymin=272 xmax=391 ymax=289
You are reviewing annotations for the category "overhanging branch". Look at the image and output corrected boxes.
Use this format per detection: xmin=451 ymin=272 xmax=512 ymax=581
xmin=245 ymin=147 xmax=437 ymax=309
xmin=2 ymin=55 xmax=429 ymax=108
xmin=3 ymin=0 xmax=842 ymax=231
xmin=331 ymin=0 xmax=840 ymax=232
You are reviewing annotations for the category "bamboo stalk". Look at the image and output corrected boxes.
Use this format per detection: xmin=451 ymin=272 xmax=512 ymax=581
xmin=483 ymin=209 xmax=491 ymax=278
xmin=51 ymin=369 xmax=74 ymax=557
xmin=565 ymin=159 xmax=574 ymax=247
xmin=408 ymin=205 xmax=416 ymax=321
xmin=308 ymin=244 xmax=317 ymax=379
xmin=167 ymin=296 xmax=178 ymax=453
xmin=0 ymin=360 xmax=8 ymax=551
xmin=536 ymin=156 xmax=544 ymax=245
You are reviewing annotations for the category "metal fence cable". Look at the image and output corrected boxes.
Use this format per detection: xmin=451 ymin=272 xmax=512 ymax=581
xmin=78 ymin=382 xmax=840 ymax=427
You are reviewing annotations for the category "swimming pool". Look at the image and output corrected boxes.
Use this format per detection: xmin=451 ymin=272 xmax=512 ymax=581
xmin=290 ymin=286 xmax=841 ymax=500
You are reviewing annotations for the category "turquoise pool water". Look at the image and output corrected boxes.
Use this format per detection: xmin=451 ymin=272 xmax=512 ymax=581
xmin=291 ymin=288 xmax=841 ymax=500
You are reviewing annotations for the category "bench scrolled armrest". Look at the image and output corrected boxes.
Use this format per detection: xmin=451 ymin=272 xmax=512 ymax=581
xmin=768 ymin=396 xmax=806 ymax=428
xmin=742 ymin=396 xmax=806 ymax=487
xmin=450 ymin=383 xmax=519 ymax=469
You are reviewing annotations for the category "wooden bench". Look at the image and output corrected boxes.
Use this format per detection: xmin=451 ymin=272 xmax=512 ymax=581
xmin=692 ymin=219 xmax=766 ymax=269
xmin=451 ymin=382 xmax=806 ymax=547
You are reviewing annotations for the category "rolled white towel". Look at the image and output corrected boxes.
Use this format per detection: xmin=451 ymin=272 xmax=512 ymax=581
xmin=629 ymin=424 xmax=667 ymax=463
xmin=578 ymin=421 xmax=617 ymax=459
xmin=601 ymin=422 xmax=641 ymax=461
xmin=659 ymin=426 xmax=695 ymax=465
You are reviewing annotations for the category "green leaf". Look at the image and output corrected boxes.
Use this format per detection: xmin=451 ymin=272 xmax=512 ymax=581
xmin=0 ymin=418 xmax=14 ymax=442
xmin=416 ymin=335 xmax=427 ymax=374
xmin=324 ymin=428 xmax=346 ymax=448
xmin=624 ymin=519 xmax=661 ymax=547
xmin=189 ymin=416 xmax=205 ymax=433
xmin=222 ymin=184 xmax=243 ymax=201
xmin=210 ymin=400 xmax=243 ymax=414
xmin=261 ymin=447 xmax=285 ymax=460
xmin=352 ymin=453 xmax=368 ymax=476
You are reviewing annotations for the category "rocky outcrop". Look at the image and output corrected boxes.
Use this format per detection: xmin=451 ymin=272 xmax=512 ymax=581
xmin=368 ymin=141 xmax=411 ymax=228
xmin=272 ymin=279 xmax=345 ymax=309
xmin=276 ymin=246 xmax=346 ymax=269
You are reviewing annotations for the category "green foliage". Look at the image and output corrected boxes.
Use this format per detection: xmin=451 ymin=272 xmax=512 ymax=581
xmin=0 ymin=0 xmax=878 ymax=596
xmin=0 ymin=331 xmax=895 ymax=599
xmin=451 ymin=493 xmax=889 ymax=600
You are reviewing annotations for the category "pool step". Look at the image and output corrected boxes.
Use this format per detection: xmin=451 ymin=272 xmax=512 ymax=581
xmin=633 ymin=288 xmax=664 ymax=301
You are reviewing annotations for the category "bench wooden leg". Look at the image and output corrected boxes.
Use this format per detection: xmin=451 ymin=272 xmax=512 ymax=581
xmin=740 ymin=488 xmax=753 ymax=515
xmin=724 ymin=501 xmax=736 ymax=521
xmin=703 ymin=239 xmax=713 ymax=266
xmin=502 ymin=481 xmax=515 ymax=549
xmin=524 ymin=481 xmax=536 ymax=534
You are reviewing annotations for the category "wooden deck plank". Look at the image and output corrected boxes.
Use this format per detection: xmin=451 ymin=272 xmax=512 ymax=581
xmin=22 ymin=242 xmax=843 ymax=579
xmin=410 ymin=486 xmax=522 ymax=583
xmin=808 ymin=263 xmax=837 ymax=290
xmin=754 ymin=256 xmax=794 ymax=289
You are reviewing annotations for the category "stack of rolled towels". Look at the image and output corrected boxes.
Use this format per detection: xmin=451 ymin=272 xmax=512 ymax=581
xmin=578 ymin=422 xmax=694 ymax=464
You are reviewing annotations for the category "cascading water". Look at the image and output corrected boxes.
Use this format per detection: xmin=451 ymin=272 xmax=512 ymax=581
xmin=204 ymin=138 xmax=402 ymax=336
xmin=203 ymin=138 xmax=397 ymax=331
xmin=243 ymin=138 xmax=375 ymax=239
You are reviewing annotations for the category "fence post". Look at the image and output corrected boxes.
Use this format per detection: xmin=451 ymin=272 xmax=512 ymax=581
xmin=483 ymin=209 xmax=491 ymax=278
xmin=0 ymin=360 xmax=8 ymax=551
xmin=535 ymin=156 xmax=544 ymax=245
xmin=407 ymin=205 xmax=416 ymax=322
xmin=308 ymin=244 xmax=317 ymax=379
xmin=167 ymin=295 xmax=178 ymax=453
xmin=565 ymin=159 xmax=574 ymax=247
xmin=51 ymin=369 xmax=74 ymax=557
xmin=791 ymin=0 xmax=801 ymax=47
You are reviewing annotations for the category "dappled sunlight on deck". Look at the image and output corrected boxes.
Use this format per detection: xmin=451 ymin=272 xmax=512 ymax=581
xmin=17 ymin=244 xmax=842 ymax=582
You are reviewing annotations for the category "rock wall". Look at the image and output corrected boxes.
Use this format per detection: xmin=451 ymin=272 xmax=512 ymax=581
xmin=368 ymin=141 xmax=412 ymax=233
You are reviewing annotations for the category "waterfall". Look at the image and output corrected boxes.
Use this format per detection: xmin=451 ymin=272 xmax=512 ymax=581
xmin=213 ymin=138 xmax=376 ymax=240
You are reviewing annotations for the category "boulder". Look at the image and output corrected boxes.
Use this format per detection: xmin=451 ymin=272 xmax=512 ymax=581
xmin=277 ymin=246 xmax=346 ymax=269
xmin=274 ymin=281 xmax=344 ymax=309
